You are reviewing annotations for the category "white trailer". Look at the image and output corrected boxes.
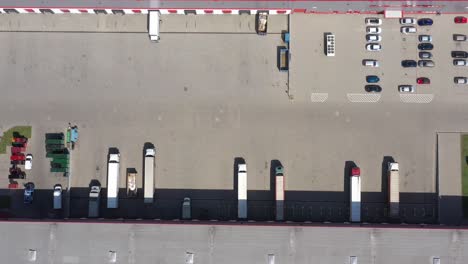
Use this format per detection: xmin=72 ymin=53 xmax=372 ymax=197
xmin=148 ymin=11 xmax=161 ymax=42
xmin=388 ymin=162 xmax=400 ymax=218
xmin=275 ymin=166 xmax=285 ymax=221
xmin=107 ymin=153 xmax=120 ymax=208
xmin=144 ymin=148 xmax=155 ymax=203
xmin=350 ymin=167 xmax=361 ymax=222
xmin=238 ymin=163 xmax=247 ymax=219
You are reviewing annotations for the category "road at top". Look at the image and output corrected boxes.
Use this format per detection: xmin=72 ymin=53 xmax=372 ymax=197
xmin=1 ymin=1 xmax=468 ymax=14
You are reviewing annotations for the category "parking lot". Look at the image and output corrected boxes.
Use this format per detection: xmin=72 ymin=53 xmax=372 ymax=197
xmin=0 ymin=13 xmax=467 ymax=222
xmin=290 ymin=14 xmax=468 ymax=103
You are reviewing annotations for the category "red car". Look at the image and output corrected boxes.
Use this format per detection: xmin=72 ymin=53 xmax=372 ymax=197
xmin=417 ymin=77 xmax=430 ymax=84
xmin=455 ymin=16 xmax=467 ymax=24
xmin=11 ymin=146 xmax=26 ymax=154
xmin=11 ymin=153 xmax=25 ymax=161
xmin=12 ymin=137 xmax=28 ymax=144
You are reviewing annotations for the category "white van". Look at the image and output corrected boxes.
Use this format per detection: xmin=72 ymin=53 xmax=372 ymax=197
xmin=148 ymin=11 xmax=161 ymax=42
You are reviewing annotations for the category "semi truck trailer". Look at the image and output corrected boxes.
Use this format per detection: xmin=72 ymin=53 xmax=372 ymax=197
xmin=350 ymin=167 xmax=361 ymax=222
xmin=238 ymin=163 xmax=247 ymax=219
xmin=107 ymin=153 xmax=120 ymax=208
xmin=275 ymin=165 xmax=285 ymax=221
xmin=144 ymin=148 xmax=155 ymax=203
xmin=388 ymin=162 xmax=400 ymax=218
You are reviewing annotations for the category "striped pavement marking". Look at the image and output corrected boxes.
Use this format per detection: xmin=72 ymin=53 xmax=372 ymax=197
xmin=310 ymin=93 xmax=328 ymax=103
xmin=400 ymin=94 xmax=434 ymax=103
xmin=347 ymin=93 xmax=381 ymax=103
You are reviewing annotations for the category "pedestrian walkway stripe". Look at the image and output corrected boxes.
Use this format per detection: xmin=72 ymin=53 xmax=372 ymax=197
xmin=310 ymin=93 xmax=328 ymax=103
xmin=400 ymin=94 xmax=434 ymax=104
xmin=347 ymin=93 xmax=381 ymax=103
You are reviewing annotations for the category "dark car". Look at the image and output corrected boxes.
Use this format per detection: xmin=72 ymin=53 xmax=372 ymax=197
xmin=366 ymin=75 xmax=380 ymax=83
xmin=24 ymin=182 xmax=35 ymax=204
xmin=401 ymin=60 xmax=417 ymax=67
xmin=417 ymin=77 xmax=430 ymax=84
xmin=418 ymin=43 xmax=433 ymax=50
xmin=418 ymin=18 xmax=433 ymax=26
xmin=365 ymin=85 xmax=382 ymax=93
xmin=452 ymin=51 xmax=468 ymax=58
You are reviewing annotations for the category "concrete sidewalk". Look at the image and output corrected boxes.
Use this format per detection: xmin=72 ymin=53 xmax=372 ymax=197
xmin=0 ymin=14 xmax=288 ymax=33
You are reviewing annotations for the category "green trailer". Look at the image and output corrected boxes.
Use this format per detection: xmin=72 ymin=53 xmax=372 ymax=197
xmin=52 ymin=160 xmax=69 ymax=167
xmin=50 ymin=167 xmax=69 ymax=173
xmin=46 ymin=144 xmax=65 ymax=151
xmin=45 ymin=133 xmax=64 ymax=140
xmin=46 ymin=153 xmax=69 ymax=159
xmin=46 ymin=139 xmax=64 ymax=145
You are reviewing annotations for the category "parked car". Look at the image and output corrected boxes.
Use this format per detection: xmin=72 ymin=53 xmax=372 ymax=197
xmin=398 ymin=85 xmax=415 ymax=93
xmin=9 ymin=166 xmax=25 ymax=179
xmin=418 ymin=18 xmax=433 ymax=26
xmin=418 ymin=35 xmax=432 ymax=42
xmin=366 ymin=34 xmax=382 ymax=42
xmin=454 ymin=16 xmax=467 ymax=24
xmin=10 ymin=153 xmax=25 ymax=161
xmin=366 ymin=26 xmax=382 ymax=34
xmin=365 ymin=17 xmax=382 ymax=25
xmin=418 ymin=60 xmax=435 ymax=67
xmin=419 ymin=52 xmax=432 ymax=59
xmin=365 ymin=85 xmax=382 ymax=93
xmin=25 ymin=154 xmax=33 ymax=170
xmin=401 ymin=26 xmax=417 ymax=34
xmin=454 ymin=77 xmax=467 ymax=84
xmin=401 ymin=60 xmax=417 ymax=68
xmin=362 ymin=59 xmax=379 ymax=67
xmin=418 ymin=43 xmax=433 ymax=50
xmin=366 ymin=43 xmax=381 ymax=51
xmin=453 ymin=34 xmax=467 ymax=41
xmin=452 ymin=51 xmax=468 ymax=58
xmin=417 ymin=77 xmax=430 ymax=84
xmin=24 ymin=182 xmax=35 ymax=204
xmin=366 ymin=75 xmax=380 ymax=83
xmin=400 ymin=17 xmax=416 ymax=25
xmin=454 ymin=59 xmax=466 ymax=66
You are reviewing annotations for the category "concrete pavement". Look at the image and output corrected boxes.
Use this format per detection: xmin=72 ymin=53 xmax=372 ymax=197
xmin=0 ymin=221 xmax=467 ymax=264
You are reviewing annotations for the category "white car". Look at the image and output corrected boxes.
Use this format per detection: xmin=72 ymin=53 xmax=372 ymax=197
xmin=400 ymin=17 xmax=416 ymax=25
xmin=418 ymin=35 xmax=432 ymax=42
xmin=363 ymin=59 xmax=379 ymax=67
xmin=25 ymin=154 xmax=33 ymax=170
xmin=401 ymin=26 xmax=417 ymax=34
xmin=366 ymin=43 xmax=382 ymax=51
xmin=454 ymin=77 xmax=467 ymax=84
xmin=366 ymin=26 xmax=381 ymax=34
xmin=365 ymin=18 xmax=382 ymax=25
xmin=398 ymin=85 xmax=415 ymax=93
xmin=454 ymin=59 xmax=466 ymax=66
xmin=366 ymin=34 xmax=382 ymax=42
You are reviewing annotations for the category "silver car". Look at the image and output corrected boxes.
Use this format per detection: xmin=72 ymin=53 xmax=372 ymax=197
xmin=418 ymin=60 xmax=435 ymax=67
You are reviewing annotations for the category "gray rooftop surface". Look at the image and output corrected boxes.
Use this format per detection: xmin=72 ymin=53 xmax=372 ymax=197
xmin=1 ymin=221 xmax=467 ymax=263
